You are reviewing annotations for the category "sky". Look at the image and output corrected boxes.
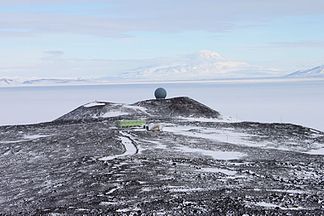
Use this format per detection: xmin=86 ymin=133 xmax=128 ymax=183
xmin=0 ymin=0 xmax=324 ymax=79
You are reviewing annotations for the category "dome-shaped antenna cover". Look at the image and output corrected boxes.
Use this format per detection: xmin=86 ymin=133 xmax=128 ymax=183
xmin=154 ymin=88 xmax=167 ymax=99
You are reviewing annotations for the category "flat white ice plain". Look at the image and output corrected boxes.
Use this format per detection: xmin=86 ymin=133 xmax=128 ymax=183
xmin=0 ymin=78 xmax=323 ymax=131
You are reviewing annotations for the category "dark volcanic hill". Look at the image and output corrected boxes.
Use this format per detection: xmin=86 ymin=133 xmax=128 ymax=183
xmin=56 ymin=97 xmax=220 ymax=122
xmin=1 ymin=97 xmax=324 ymax=215
xmin=134 ymin=97 xmax=220 ymax=118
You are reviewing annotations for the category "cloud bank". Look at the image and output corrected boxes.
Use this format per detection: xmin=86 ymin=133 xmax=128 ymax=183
xmin=1 ymin=0 xmax=324 ymax=37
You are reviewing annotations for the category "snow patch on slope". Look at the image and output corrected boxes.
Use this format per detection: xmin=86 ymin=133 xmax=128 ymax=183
xmin=305 ymin=148 xmax=324 ymax=155
xmin=163 ymin=125 xmax=267 ymax=148
xmin=176 ymin=145 xmax=246 ymax=160
xmin=199 ymin=167 xmax=237 ymax=175
xmin=97 ymin=104 xmax=148 ymax=118
xmin=179 ymin=116 xmax=235 ymax=123
xmin=164 ymin=124 xmax=323 ymax=154
xmin=83 ymin=101 xmax=106 ymax=108
xmin=101 ymin=111 xmax=129 ymax=118
xmin=0 ymin=134 xmax=50 ymax=144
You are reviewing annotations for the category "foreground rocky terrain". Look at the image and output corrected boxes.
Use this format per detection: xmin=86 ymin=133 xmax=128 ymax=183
xmin=1 ymin=97 xmax=324 ymax=215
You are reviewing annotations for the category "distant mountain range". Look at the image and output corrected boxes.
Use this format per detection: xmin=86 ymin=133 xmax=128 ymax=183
xmin=0 ymin=78 xmax=98 ymax=87
xmin=118 ymin=50 xmax=278 ymax=81
xmin=0 ymin=78 xmax=18 ymax=85
xmin=0 ymin=51 xmax=323 ymax=87
xmin=22 ymin=78 xmax=91 ymax=85
xmin=286 ymin=65 xmax=324 ymax=78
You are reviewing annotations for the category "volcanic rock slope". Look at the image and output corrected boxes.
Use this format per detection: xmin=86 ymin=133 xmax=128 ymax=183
xmin=1 ymin=97 xmax=324 ymax=215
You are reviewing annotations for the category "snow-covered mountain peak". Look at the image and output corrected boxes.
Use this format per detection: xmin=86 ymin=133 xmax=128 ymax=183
xmin=286 ymin=65 xmax=324 ymax=78
xmin=196 ymin=50 xmax=224 ymax=60
xmin=187 ymin=50 xmax=225 ymax=63
xmin=119 ymin=50 xmax=277 ymax=81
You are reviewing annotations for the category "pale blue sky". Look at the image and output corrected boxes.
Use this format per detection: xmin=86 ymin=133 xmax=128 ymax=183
xmin=0 ymin=0 xmax=323 ymax=78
